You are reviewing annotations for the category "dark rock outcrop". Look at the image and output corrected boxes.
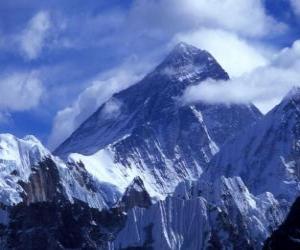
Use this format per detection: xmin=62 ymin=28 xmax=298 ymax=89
xmin=264 ymin=197 xmax=300 ymax=250
xmin=118 ymin=176 xmax=152 ymax=211
xmin=5 ymin=200 xmax=124 ymax=250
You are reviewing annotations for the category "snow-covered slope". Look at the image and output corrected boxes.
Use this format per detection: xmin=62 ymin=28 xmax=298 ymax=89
xmin=107 ymin=88 xmax=300 ymax=250
xmin=0 ymin=133 xmax=119 ymax=209
xmin=0 ymin=134 xmax=49 ymax=205
xmin=203 ymin=87 xmax=300 ymax=202
xmin=56 ymin=42 xmax=261 ymax=199
xmin=110 ymin=176 xmax=284 ymax=250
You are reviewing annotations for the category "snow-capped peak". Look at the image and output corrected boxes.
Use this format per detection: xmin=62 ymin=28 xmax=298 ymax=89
xmin=22 ymin=134 xmax=43 ymax=144
xmin=0 ymin=133 xmax=49 ymax=167
xmin=0 ymin=133 xmax=50 ymax=205
xmin=154 ymin=42 xmax=229 ymax=82
xmin=170 ymin=42 xmax=205 ymax=57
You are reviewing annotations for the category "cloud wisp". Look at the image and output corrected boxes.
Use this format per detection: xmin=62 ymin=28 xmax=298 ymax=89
xmin=20 ymin=11 xmax=51 ymax=60
xmin=0 ymin=71 xmax=44 ymax=114
xmin=48 ymin=57 xmax=154 ymax=149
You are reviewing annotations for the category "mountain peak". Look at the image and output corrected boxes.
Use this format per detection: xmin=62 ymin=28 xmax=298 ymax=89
xmin=154 ymin=42 xmax=228 ymax=82
xmin=165 ymin=42 xmax=213 ymax=63
xmin=118 ymin=177 xmax=152 ymax=210
xmin=171 ymin=42 xmax=202 ymax=55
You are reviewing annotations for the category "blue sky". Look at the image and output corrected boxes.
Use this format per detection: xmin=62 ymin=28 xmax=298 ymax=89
xmin=0 ymin=0 xmax=299 ymax=149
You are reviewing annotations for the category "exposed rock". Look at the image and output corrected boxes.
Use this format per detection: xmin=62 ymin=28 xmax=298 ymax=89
xmin=4 ymin=200 xmax=125 ymax=250
xmin=264 ymin=196 xmax=300 ymax=250
xmin=118 ymin=176 xmax=152 ymax=211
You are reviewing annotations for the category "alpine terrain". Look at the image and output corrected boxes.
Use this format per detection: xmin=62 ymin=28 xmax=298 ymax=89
xmin=0 ymin=42 xmax=298 ymax=249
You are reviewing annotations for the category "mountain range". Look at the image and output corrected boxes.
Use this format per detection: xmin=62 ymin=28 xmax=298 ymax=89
xmin=0 ymin=42 xmax=299 ymax=249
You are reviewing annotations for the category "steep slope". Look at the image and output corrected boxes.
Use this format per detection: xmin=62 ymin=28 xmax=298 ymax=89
xmin=0 ymin=134 xmax=149 ymax=249
xmin=117 ymin=176 xmax=152 ymax=211
xmin=55 ymin=42 xmax=261 ymax=199
xmin=110 ymin=176 xmax=284 ymax=250
xmin=0 ymin=134 xmax=121 ymax=210
xmin=109 ymin=88 xmax=300 ymax=249
xmin=0 ymin=134 xmax=49 ymax=206
xmin=203 ymin=87 xmax=300 ymax=202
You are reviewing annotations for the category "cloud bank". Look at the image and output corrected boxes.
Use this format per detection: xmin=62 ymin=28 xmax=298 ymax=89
xmin=129 ymin=0 xmax=284 ymax=38
xmin=174 ymin=29 xmax=270 ymax=77
xmin=182 ymin=40 xmax=300 ymax=113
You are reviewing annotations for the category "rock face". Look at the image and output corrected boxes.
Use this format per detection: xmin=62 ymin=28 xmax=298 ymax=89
xmin=117 ymin=177 xmax=152 ymax=211
xmin=203 ymin=87 xmax=300 ymax=202
xmin=111 ymin=177 xmax=284 ymax=250
xmin=0 ymin=134 xmax=50 ymax=206
xmin=264 ymin=196 xmax=300 ymax=250
xmin=5 ymin=201 xmax=125 ymax=250
xmin=0 ymin=134 xmax=119 ymax=210
xmin=55 ymin=42 xmax=261 ymax=201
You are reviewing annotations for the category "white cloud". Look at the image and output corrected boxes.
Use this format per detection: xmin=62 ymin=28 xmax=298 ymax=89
xmin=0 ymin=71 xmax=44 ymax=111
xmin=129 ymin=0 xmax=285 ymax=38
xmin=20 ymin=11 xmax=51 ymax=60
xmin=182 ymin=40 xmax=300 ymax=113
xmin=290 ymin=0 xmax=300 ymax=16
xmin=174 ymin=28 xmax=270 ymax=77
xmin=101 ymin=98 xmax=122 ymax=119
xmin=48 ymin=58 xmax=154 ymax=149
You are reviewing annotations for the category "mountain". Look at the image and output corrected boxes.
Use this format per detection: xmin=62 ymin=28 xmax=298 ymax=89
xmin=55 ymin=42 xmax=261 ymax=200
xmin=108 ymin=88 xmax=300 ymax=249
xmin=0 ymin=43 xmax=273 ymax=249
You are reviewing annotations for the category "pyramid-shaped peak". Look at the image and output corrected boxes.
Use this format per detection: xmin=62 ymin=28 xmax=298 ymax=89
xmin=159 ymin=42 xmax=221 ymax=69
xmin=126 ymin=176 xmax=146 ymax=193
xmin=168 ymin=42 xmax=210 ymax=59
xmin=119 ymin=176 xmax=152 ymax=210
xmin=153 ymin=42 xmax=228 ymax=82
xmin=173 ymin=42 xmax=201 ymax=53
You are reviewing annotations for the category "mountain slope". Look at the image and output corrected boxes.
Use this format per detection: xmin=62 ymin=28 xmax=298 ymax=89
xmin=111 ymin=176 xmax=284 ymax=250
xmin=0 ymin=134 xmax=143 ymax=249
xmin=0 ymin=134 xmax=121 ymax=210
xmin=203 ymin=87 xmax=300 ymax=202
xmin=109 ymin=88 xmax=300 ymax=249
xmin=55 ymin=42 xmax=262 ymax=199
